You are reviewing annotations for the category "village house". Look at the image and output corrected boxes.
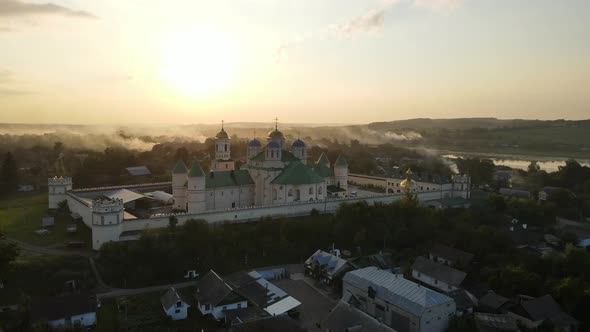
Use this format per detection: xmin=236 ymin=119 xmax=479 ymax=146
xmin=225 ymin=270 xmax=301 ymax=317
xmin=160 ymin=287 xmax=191 ymax=321
xmin=428 ymin=244 xmax=474 ymax=268
xmin=412 ymin=256 xmax=467 ymax=293
xmin=342 ymin=267 xmax=456 ymax=332
xmin=194 ymin=270 xmax=248 ymax=320
xmin=508 ymin=295 xmax=578 ymax=332
xmin=304 ymin=249 xmax=353 ymax=286
xmin=30 ymin=293 xmax=97 ymax=329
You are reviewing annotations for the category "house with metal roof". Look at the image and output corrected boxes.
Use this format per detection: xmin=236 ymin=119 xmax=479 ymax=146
xmin=305 ymin=249 xmax=354 ymax=286
xmin=411 ymin=256 xmax=467 ymax=293
xmin=30 ymin=293 xmax=97 ymax=329
xmin=342 ymin=267 xmax=456 ymax=332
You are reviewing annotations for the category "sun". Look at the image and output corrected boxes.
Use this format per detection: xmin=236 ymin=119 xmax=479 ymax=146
xmin=160 ymin=26 xmax=239 ymax=98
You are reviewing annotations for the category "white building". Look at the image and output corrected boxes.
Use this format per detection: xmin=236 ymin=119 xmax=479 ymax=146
xmin=160 ymin=287 xmax=191 ymax=321
xmin=47 ymin=122 xmax=472 ymax=250
xmin=169 ymin=122 xmax=348 ymax=213
xmin=195 ymin=270 xmax=248 ymax=321
xmin=342 ymin=267 xmax=456 ymax=332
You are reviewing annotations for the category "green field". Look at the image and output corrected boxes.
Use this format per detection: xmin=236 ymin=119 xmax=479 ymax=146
xmin=0 ymin=191 xmax=91 ymax=247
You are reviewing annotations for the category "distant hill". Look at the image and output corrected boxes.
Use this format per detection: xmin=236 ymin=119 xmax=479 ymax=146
xmin=368 ymin=118 xmax=590 ymax=131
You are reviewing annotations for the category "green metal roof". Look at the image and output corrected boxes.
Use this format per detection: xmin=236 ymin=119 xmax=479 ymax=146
xmin=317 ymin=152 xmax=330 ymax=166
xmin=314 ymin=163 xmax=334 ymax=178
xmin=188 ymin=163 xmax=205 ymax=177
xmin=271 ymin=161 xmax=324 ymax=185
xmin=205 ymin=170 xmax=254 ymax=189
xmin=173 ymin=160 xmax=188 ymax=174
xmin=249 ymin=149 xmax=300 ymax=163
xmin=335 ymin=153 xmax=348 ymax=167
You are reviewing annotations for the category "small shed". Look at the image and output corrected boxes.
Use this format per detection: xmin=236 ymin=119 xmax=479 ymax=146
xmin=125 ymin=166 xmax=151 ymax=177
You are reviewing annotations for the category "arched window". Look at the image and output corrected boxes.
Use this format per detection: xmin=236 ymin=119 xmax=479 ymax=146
xmin=318 ymin=187 xmax=322 ymax=195
xmin=273 ymin=189 xmax=277 ymax=200
xmin=288 ymin=189 xmax=293 ymax=197
xmin=225 ymin=144 xmax=228 ymax=152
xmin=309 ymin=187 xmax=313 ymax=195
xmin=271 ymin=150 xmax=274 ymax=158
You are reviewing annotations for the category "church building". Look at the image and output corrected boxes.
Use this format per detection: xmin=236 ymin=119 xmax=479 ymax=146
xmin=171 ymin=121 xmax=349 ymax=213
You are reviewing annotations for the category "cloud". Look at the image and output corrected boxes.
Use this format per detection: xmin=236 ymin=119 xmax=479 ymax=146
xmin=414 ymin=0 xmax=464 ymax=11
xmin=0 ymin=26 xmax=12 ymax=32
xmin=0 ymin=0 xmax=96 ymax=18
xmin=330 ymin=8 xmax=386 ymax=37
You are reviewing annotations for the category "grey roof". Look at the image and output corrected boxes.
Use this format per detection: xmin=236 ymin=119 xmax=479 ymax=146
xmin=519 ymin=295 xmax=578 ymax=326
xmin=343 ymin=267 xmax=454 ymax=317
xmin=430 ymin=244 xmax=474 ymax=266
xmin=160 ymin=287 xmax=187 ymax=309
xmin=322 ymin=301 xmax=395 ymax=332
xmin=479 ymin=292 xmax=511 ymax=311
xmin=412 ymin=256 xmax=467 ymax=287
xmin=126 ymin=166 xmax=151 ymax=176
xmin=305 ymin=250 xmax=350 ymax=278
xmin=474 ymin=313 xmax=519 ymax=332
xmin=195 ymin=270 xmax=233 ymax=307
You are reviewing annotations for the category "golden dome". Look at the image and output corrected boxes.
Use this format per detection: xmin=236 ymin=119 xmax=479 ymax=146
xmin=400 ymin=168 xmax=416 ymax=190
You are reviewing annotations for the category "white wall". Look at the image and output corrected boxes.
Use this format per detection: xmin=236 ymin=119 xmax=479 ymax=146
xmin=349 ymin=174 xmax=387 ymax=188
xmin=164 ymin=302 xmax=190 ymax=321
xmin=47 ymin=312 xmax=96 ymax=328
xmin=74 ymin=189 xmax=464 ymax=249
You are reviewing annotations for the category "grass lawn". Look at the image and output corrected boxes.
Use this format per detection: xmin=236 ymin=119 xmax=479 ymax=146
xmin=0 ymin=191 xmax=91 ymax=248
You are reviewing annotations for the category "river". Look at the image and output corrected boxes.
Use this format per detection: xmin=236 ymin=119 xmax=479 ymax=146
xmin=442 ymin=154 xmax=590 ymax=172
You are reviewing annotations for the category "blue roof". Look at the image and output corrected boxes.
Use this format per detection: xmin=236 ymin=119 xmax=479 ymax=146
xmin=343 ymin=267 xmax=454 ymax=316
xmin=267 ymin=141 xmax=280 ymax=148
xmin=292 ymin=139 xmax=306 ymax=147
xmin=248 ymin=139 xmax=262 ymax=147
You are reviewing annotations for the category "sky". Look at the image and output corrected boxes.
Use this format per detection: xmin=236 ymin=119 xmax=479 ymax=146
xmin=0 ymin=0 xmax=589 ymax=125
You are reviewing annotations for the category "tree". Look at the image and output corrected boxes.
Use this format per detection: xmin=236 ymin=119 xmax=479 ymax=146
xmin=1 ymin=152 xmax=18 ymax=193
xmin=174 ymin=148 xmax=190 ymax=166
xmin=56 ymin=200 xmax=70 ymax=216
xmin=168 ymin=216 xmax=178 ymax=232
xmin=0 ymin=232 xmax=19 ymax=279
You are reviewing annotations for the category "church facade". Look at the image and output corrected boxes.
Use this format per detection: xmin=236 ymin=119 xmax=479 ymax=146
xmin=172 ymin=123 xmax=349 ymax=213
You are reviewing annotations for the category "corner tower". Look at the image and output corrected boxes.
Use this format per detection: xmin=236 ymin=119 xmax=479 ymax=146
xmin=91 ymin=197 xmax=124 ymax=250
xmin=48 ymin=176 xmax=72 ymax=209
xmin=172 ymin=160 xmax=188 ymax=211
xmin=334 ymin=153 xmax=348 ymax=191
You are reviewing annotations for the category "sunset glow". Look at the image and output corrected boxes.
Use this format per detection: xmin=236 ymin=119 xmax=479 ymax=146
xmin=160 ymin=26 xmax=239 ymax=98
